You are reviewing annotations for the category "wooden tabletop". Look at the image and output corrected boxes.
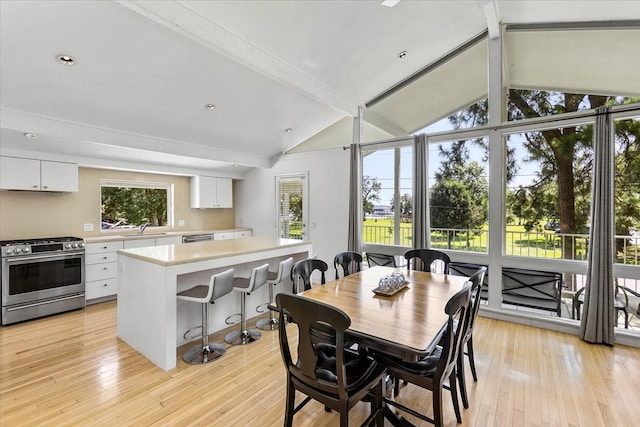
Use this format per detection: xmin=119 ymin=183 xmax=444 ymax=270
xmin=299 ymin=266 xmax=469 ymax=361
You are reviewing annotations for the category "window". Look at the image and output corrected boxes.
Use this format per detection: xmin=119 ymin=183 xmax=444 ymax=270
xmin=362 ymin=145 xmax=412 ymax=246
xmin=276 ymin=173 xmax=308 ymax=241
xmin=428 ymin=138 xmax=489 ymax=253
xmin=101 ymin=180 xmax=172 ymax=230
xmin=614 ymin=116 xmax=640 ymax=267
xmin=505 ymin=123 xmax=593 ymax=261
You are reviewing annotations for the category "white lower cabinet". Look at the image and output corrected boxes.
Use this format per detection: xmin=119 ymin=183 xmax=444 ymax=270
xmin=123 ymin=238 xmax=156 ymax=249
xmin=85 ymin=241 xmax=123 ymax=302
xmin=214 ymin=232 xmax=234 ymax=240
xmin=84 ymin=231 xmax=249 ymax=302
xmin=155 ymin=236 xmax=183 ymax=245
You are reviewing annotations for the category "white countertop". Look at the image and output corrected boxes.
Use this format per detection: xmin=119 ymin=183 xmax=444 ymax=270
xmin=117 ymin=235 xmax=308 ymax=266
xmin=85 ymin=228 xmax=250 ymax=243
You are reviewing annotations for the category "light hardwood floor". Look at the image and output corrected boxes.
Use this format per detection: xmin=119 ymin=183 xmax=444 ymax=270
xmin=0 ymin=301 xmax=638 ymax=426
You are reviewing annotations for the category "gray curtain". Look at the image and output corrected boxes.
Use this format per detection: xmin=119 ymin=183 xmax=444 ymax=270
xmin=347 ymin=143 xmax=362 ymax=253
xmin=580 ymin=106 xmax=615 ymax=345
xmin=412 ymin=134 xmax=427 ymax=249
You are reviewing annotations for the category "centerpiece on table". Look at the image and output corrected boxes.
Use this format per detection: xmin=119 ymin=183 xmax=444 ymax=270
xmin=372 ymin=271 xmax=409 ymax=296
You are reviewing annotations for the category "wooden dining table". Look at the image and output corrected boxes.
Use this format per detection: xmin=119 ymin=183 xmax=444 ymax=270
xmin=298 ymin=265 xmax=470 ymax=361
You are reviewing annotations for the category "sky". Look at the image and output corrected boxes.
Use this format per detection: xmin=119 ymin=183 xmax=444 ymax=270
xmin=363 ymin=118 xmax=540 ymax=207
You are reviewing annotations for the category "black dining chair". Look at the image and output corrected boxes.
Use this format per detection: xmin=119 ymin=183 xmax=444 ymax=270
xmin=404 ymin=249 xmax=451 ymax=274
xmin=365 ymin=252 xmax=396 ymax=268
xmin=375 ymin=285 xmax=471 ymax=426
xmin=457 ymin=266 xmax=487 ymax=409
xmin=450 ymin=262 xmax=488 ymax=301
xmin=276 ymin=293 xmax=386 ymax=427
xmin=290 ymin=258 xmax=327 ymax=292
xmin=333 ymin=251 xmax=363 ymax=279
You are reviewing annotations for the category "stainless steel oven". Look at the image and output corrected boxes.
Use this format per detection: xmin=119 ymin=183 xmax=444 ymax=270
xmin=1 ymin=237 xmax=85 ymax=325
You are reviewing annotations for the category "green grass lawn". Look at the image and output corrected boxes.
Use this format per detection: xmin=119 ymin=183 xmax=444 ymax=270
xmin=362 ymin=218 xmax=588 ymax=260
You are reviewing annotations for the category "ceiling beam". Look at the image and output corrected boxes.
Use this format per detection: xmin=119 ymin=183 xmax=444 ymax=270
xmin=362 ymin=110 xmax=409 ymax=138
xmin=0 ymin=108 xmax=272 ymax=169
xmin=117 ymin=0 xmax=358 ymax=117
xmin=482 ymin=0 xmax=501 ymax=40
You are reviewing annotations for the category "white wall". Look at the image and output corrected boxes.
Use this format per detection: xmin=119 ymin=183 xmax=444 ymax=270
xmin=235 ymin=147 xmax=350 ymax=276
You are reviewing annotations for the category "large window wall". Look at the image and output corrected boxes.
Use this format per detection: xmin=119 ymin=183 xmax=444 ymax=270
xmin=359 ymin=23 xmax=640 ymax=334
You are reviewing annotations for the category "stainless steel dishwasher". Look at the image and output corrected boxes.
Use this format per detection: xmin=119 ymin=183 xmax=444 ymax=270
xmin=182 ymin=234 xmax=216 ymax=243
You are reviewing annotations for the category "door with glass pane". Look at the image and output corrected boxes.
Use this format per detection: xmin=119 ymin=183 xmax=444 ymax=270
xmin=276 ymin=173 xmax=308 ymax=241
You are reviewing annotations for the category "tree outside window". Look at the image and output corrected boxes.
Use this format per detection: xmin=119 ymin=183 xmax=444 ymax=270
xmin=101 ymin=181 xmax=171 ymax=230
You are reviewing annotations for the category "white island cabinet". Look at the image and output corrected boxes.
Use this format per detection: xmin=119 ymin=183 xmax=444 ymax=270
xmin=117 ymin=236 xmax=312 ymax=371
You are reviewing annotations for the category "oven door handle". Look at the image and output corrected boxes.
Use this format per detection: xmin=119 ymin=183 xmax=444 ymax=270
xmin=4 ymin=252 xmax=84 ymax=263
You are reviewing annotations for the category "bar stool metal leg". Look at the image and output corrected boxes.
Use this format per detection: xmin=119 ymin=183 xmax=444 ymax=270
xmin=183 ymin=301 xmax=226 ymax=364
xmin=225 ymin=293 xmax=261 ymax=345
xmin=256 ymin=281 xmax=278 ymax=331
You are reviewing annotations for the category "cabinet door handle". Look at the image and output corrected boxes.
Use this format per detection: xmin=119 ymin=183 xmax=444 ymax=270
xmin=103 ymin=256 xmax=108 ymax=260
xmin=102 ymin=283 xmax=108 ymax=287
xmin=103 ymin=267 xmax=108 ymax=270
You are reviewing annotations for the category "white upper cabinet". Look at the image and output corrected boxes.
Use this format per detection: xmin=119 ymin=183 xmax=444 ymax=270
xmin=0 ymin=156 xmax=78 ymax=192
xmin=190 ymin=176 xmax=232 ymax=208
xmin=215 ymin=177 xmax=233 ymax=208
xmin=40 ymin=160 xmax=79 ymax=192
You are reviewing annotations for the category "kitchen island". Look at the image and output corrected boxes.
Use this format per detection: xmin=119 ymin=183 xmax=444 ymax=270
xmin=117 ymin=236 xmax=312 ymax=371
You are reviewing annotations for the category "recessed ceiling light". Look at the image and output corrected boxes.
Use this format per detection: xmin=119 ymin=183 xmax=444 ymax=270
xmin=381 ymin=0 xmax=400 ymax=7
xmin=23 ymin=132 xmax=39 ymax=139
xmin=204 ymin=103 xmax=216 ymax=110
xmin=397 ymin=51 xmax=408 ymax=60
xmin=56 ymin=54 xmax=75 ymax=66
xmin=284 ymin=128 xmax=293 ymax=133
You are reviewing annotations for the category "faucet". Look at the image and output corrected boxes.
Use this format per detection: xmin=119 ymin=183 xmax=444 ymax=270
xmin=139 ymin=223 xmax=149 ymax=235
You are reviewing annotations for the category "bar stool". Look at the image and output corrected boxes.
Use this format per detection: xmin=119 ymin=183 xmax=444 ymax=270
xmin=224 ymin=263 xmax=270 ymax=345
xmin=256 ymin=257 xmax=294 ymax=331
xmin=177 ymin=268 xmax=235 ymax=364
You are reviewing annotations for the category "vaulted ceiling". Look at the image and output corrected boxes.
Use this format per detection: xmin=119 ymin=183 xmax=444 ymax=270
xmin=1 ymin=1 xmax=638 ymax=177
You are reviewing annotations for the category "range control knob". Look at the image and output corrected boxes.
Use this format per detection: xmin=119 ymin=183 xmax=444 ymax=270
xmin=22 ymin=247 xmax=30 ymax=252
xmin=4 ymin=248 xmax=13 ymax=255
xmin=14 ymin=248 xmax=22 ymax=253
xmin=66 ymin=243 xmax=72 ymax=249
xmin=72 ymin=243 xmax=78 ymax=248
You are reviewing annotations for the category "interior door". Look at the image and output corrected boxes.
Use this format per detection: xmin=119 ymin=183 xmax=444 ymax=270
xmin=276 ymin=173 xmax=308 ymax=241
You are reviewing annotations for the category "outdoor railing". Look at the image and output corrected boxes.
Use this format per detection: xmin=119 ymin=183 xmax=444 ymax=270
xmin=362 ymin=224 xmax=639 ymax=266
